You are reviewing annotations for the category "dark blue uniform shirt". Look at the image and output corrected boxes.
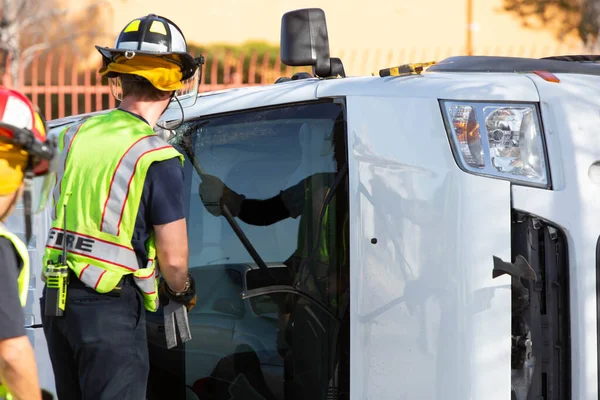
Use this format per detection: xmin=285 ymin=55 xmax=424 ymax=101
xmin=0 ymin=238 xmax=25 ymax=339
xmin=123 ymin=110 xmax=186 ymax=269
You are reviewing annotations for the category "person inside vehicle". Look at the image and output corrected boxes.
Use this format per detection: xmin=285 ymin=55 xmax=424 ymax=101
xmin=198 ymin=118 xmax=350 ymax=399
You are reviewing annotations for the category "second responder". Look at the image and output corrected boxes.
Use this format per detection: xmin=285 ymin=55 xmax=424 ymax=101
xmin=0 ymin=86 xmax=57 ymax=400
xmin=41 ymin=14 xmax=197 ymax=399
xmin=198 ymin=119 xmax=350 ymax=399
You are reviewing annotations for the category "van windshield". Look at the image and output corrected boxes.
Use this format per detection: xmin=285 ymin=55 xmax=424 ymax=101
xmin=147 ymin=100 xmax=350 ymax=400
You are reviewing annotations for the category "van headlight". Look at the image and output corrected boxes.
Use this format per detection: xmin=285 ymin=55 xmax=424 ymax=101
xmin=441 ymin=101 xmax=549 ymax=188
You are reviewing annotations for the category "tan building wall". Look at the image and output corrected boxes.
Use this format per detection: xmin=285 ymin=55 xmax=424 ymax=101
xmin=92 ymin=0 xmax=586 ymax=75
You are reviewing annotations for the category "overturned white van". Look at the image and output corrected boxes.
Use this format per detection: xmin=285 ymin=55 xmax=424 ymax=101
xmin=27 ymin=7 xmax=600 ymax=400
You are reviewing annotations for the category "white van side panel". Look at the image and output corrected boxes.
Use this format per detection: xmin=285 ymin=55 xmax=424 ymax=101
xmin=346 ymin=96 xmax=512 ymax=400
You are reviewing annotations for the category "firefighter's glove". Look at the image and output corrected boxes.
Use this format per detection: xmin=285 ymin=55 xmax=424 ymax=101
xmin=159 ymin=274 xmax=197 ymax=312
xmin=198 ymin=174 xmax=245 ymax=217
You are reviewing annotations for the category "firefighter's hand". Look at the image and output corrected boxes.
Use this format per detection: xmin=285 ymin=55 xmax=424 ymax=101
xmin=198 ymin=174 xmax=245 ymax=217
xmin=159 ymin=275 xmax=197 ymax=312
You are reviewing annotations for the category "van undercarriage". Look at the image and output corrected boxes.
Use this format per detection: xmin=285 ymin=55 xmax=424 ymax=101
xmin=510 ymin=211 xmax=570 ymax=400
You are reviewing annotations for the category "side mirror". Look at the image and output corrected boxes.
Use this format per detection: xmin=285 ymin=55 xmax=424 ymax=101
xmin=212 ymin=298 xmax=243 ymax=317
xmin=280 ymin=8 xmax=345 ymax=78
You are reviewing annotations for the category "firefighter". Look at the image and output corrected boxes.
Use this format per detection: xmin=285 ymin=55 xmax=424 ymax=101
xmin=41 ymin=14 xmax=197 ymax=399
xmin=0 ymin=87 xmax=57 ymax=400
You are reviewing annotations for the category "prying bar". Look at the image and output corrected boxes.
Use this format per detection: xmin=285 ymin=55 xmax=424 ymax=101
xmin=163 ymin=302 xmax=192 ymax=350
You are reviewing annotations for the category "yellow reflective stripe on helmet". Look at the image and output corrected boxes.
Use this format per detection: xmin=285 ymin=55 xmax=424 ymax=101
xmin=52 ymin=119 xmax=88 ymax=220
xmin=46 ymin=228 xmax=139 ymax=272
xmin=101 ymin=135 xmax=173 ymax=235
xmin=149 ymin=21 xmax=167 ymax=35
xmin=124 ymin=20 xmax=140 ymax=33
xmin=33 ymin=112 xmax=46 ymax=139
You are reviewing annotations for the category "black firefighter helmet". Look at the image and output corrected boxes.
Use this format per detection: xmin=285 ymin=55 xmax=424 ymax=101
xmin=95 ymin=14 xmax=199 ymax=93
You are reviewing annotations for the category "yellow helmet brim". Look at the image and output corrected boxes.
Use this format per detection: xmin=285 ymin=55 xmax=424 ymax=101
xmin=99 ymin=54 xmax=184 ymax=91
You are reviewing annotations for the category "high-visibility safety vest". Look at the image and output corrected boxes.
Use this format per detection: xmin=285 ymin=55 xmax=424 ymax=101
xmin=291 ymin=172 xmax=348 ymax=267
xmin=0 ymin=224 xmax=29 ymax=306
xmin=0 ymin=224 xmax=30 ymax=400
xmin=42 ymin=109 xmax=184 ymax=312
xmin=290 ymin=173 xmax=349 ymax=307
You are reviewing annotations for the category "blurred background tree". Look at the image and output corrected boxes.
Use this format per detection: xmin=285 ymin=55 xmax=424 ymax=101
xmin=0 ymin=0 xmax=115 ymax=85
xmin=502 ymin=0 xmax=600 ymax=50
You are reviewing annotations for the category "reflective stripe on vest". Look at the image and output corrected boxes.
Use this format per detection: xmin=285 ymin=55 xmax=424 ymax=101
xmin=133 ymin=260 xmax=159 ymax=311
xmin=46 ymin=228 xmax=138 ymax=271
xmin=67 ymin=257 xmax=157 ymax=296
xmin=43 ymin=110 xmax=183 ymax=312
xmin=101 ymin=135 xmax=173 ymax=236
xmin=79 ymin=264 xmax=106 ymax=289
xmin=52 ymin=118 xmax=88 ymax=220
xmin=134 ymin=261 xmax=157 ymax=294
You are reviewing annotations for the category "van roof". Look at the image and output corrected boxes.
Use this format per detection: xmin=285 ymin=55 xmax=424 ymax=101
xmin=427 ymin=55 xmax=600 ymax=76
xmin=50 ymin=55 xmax=600 ymax=130
xmin=48 ymin=70 xmax=545 ymax=132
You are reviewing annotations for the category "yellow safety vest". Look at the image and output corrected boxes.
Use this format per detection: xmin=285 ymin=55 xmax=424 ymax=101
xmin=291 ymin=173 xmax=349 ymax=307
xmin=42 ymin=109 xmax=183 ymax=312
xmin=0 ymin=224 xmax=30 ymax=400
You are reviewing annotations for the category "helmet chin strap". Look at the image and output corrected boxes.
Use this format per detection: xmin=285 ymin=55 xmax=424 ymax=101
xmin=156 ymin=93 xmax=185 ymax=131
xmin=22 ymin=164 xmax=34 ymax=245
